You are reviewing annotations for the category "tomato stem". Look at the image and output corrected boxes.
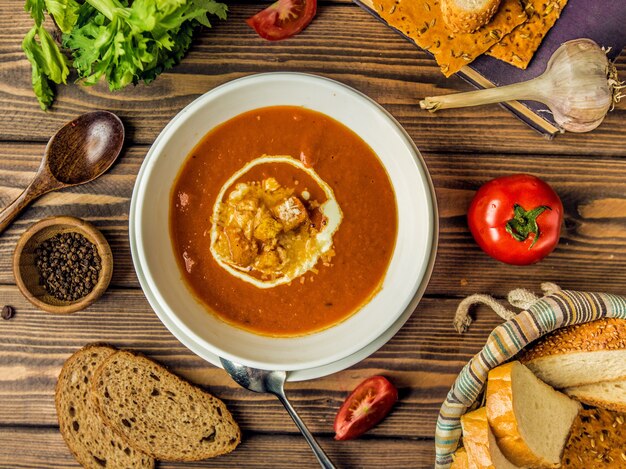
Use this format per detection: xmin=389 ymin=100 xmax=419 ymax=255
xmin=505 ymin=204 xmax=550 ymax=249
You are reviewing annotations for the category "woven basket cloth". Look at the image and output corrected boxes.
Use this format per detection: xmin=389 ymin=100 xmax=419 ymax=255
xmin=434 ymin=288 xmax=626 ymax=469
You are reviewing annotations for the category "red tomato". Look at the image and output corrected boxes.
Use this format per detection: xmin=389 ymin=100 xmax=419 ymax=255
xmin=468 ymin=174 xmax=563 ymax=265
xmin=246 ymin=0 xmax=317 ymax=41
xmin=334 ymin=376 xmax=398 ymax=440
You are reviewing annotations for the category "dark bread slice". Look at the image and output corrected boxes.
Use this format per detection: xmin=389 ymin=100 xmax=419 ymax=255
xmin=56 ymin=344 xmax=155 ymax=469
xmin=91 ymin=350 xmax=241 ymax=461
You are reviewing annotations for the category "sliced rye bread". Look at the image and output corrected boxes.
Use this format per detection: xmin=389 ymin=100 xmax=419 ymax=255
xmin=486 ymin=361 xmax=581 ymax=468
xmin=564 ymin=379 xmax=626 ymax=413
xmin=561 ymin=407 xmax=626 ymax=468
xmin=440 ymin=0 xmax=502 ymax=33
xmin=91 ymin=350 xmax=241 ymax=461
xmin=56 ymin=344 xmax=155 ymax=469
xmin=461 ymin=407 xmax=521 ymax=469
xmin=519 ymin=318 xmax=626 ymax=389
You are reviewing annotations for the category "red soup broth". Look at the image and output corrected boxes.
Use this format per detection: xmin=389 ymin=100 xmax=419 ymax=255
xmin=170 ymin=106 xmax=397 ymax=336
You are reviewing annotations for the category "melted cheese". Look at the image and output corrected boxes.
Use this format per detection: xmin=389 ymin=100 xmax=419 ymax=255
xmin=210 ymin=155 xmax=343 ymax=289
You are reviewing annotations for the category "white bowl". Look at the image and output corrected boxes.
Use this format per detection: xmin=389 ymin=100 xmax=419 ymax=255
xmin=130 ymin=72 xmax=437 ymax=379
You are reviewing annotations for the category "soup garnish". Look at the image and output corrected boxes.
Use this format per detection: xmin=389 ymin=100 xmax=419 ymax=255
xmin=210 ymin=155 xmax=342 ymax=288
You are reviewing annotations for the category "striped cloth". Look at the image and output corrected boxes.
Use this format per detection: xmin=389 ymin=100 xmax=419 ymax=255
xmin=435 ymin=289 xmax=626 ymax=469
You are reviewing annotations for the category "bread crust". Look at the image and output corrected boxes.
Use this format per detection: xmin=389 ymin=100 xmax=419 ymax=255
xmin=90 ymin=349 xmax=241 ymax=462
xmin=461 ymin=408 xmax=494 ymax=468
xmin=520 ymin=319 xmax=626 ymax=362
xmin=450 ymin=446 xmax=470 ymax=469
xmin=565 ymin=380 xmax=626 ymax=413
xmin=440 ymin=0 xmax=502 ymax=33
xmin=55 ymin=344 xmax=155 ymax=469
xmin=486 ymin=362 xmax=559 ymax=468
xmin=462 ymin=406 xmax=522 ymax=469
xmin=568 ymin=394 xmax=626 ymax=413
xmin=561 ymin=408 xmax=626 ymax=468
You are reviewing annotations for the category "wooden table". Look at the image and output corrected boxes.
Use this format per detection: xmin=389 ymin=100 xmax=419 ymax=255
xmin=1 ymin=0 xmax=625 ymax=466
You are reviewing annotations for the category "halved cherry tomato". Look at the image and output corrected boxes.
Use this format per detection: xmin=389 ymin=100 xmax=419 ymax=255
xmin=334 ymin=376 xmax=398 ymax=440
xmin=468 ymin=174 xmax=563 ymax=265
xmin=246 ymin=0 xmax=317 ymax=41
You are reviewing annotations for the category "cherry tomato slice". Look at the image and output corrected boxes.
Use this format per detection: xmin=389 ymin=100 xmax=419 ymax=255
xmin=467 ymin=174 xmax=563 ymax=265
xmin=246 ymin=0 xmax=317 ymax=41
xmin=334 ymin=376 xmax=398 ymax=440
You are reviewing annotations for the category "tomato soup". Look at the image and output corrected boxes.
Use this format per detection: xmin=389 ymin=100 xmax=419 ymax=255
xmin=170 ymin=106 xmax=397 ymax=336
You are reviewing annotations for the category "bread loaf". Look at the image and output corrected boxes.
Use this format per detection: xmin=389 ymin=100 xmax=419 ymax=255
xmin=486 ymin=361 xmax=581 ymax=468
xmin=56 ymin=345 xmax=154 ymax=469
xmin=461 ymin=407 xmax=520 ymax=468
xmin=440 ymin=0 xmax=502 ymax=33
xmin=519 ymin=319 xmax=626 ymax=389
xmin=561 ymin=408 xmax=626 ymax=468
xmin=91 ymin=350 xmax=241 ymax=461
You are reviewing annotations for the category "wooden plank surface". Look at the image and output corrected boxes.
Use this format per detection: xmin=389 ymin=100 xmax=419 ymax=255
xmin=1 ymin=0 xmax=626 ymax=467
xmin=0 ymin=286 xmax=498 ymax=436
xmin=0 ymin=1 xmax=624 ymax=155
xmin=0 ymin=427 xmax=436 ymax=468
xmin=2 ymin=143 xmax=626 ymax=297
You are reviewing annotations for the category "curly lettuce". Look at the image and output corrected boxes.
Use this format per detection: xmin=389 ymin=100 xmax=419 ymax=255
xmin=22 ymin=0 xmax=227 ymax=109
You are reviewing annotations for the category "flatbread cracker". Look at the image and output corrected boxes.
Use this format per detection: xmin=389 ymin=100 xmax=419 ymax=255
xmin=371 ymin=0 xmax=527 ymax=76
xmin=487 ymin=0 xmax=568 ymax=69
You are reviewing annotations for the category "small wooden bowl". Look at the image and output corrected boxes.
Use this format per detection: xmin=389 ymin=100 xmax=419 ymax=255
xmin=13 ymin=216 xmax=113 ymax=314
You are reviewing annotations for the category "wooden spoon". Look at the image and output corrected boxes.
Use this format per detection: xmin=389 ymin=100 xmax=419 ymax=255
xmin=0 ymin=111 xmax=124 ymax=234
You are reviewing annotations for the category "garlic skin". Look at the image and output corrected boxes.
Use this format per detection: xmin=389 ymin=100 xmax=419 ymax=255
xmin=537 ymin=39 xmax=613 ymax=132
xmin=420 ymin=38 xmax=623 ymax=133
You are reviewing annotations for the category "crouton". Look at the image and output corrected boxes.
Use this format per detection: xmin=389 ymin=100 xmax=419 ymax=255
xmin=272 ymin=196 xmax=309 ymax=231
xmin=255 ymin=249 xmax=283 ymax=271
xmin=224 ymin=228 xmax=257 ymax=267
xmin=253 ymin=214 xmax=283 ymax=242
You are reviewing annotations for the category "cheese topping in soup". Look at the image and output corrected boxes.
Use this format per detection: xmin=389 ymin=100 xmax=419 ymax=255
xmin=210 ymin=155 xmax=343 ymax=288
xmin=170 ymin=106 xmax=397 ymax=337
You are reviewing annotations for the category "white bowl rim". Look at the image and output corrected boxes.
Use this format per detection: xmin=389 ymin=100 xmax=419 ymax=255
xmin=129 ymin=72 xmax=438 ymax=378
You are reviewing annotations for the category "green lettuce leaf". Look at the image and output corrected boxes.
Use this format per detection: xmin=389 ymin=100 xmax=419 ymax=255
xmin=65 ymin=0 xmax=227 ymax=91
xmin=38 ymin=26 xmax=69 ymax=83
xmin=23 ymin=0 xmax=227 ymax=109
xmin=44 ymin=0 xmax=80 ymax=33
xmin=22 ymin=26 xmax=69 ymax=109
xmin=25 ymin=0 xmax=46 ymax=26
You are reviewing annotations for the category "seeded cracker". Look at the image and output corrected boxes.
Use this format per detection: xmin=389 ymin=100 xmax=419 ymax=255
xmin=372 ymin=0 xmax=527 ymax=76
xmin=487 ymin=0 xmax=568 ymax=69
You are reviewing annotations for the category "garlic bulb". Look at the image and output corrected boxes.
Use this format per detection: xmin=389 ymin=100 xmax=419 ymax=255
xmin=420 ymin=38 xmax=625 ymax=133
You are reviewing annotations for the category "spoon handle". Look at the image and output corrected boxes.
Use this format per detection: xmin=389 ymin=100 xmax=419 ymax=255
xmin=0 ymin=178 xmax=55 ymax=234
xmin=274 ymin=391 xmax=337 ymax=469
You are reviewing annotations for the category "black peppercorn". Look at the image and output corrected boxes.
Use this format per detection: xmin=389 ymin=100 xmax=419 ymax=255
xmin=35 ymin=232 xmax=101 ymax=301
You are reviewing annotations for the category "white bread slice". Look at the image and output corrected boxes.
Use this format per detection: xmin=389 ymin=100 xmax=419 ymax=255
xmin=519 ymin=319 xmax=626 ymax=389
xmin=56 ymin=345 xmax=154 ymax=469
xmin=450 ymin=446 xmax=470 ymax=469
xmin=461 ymin=407 xmax=521 ymax=469
xmin=486 ymin=361 xmax=581 ymax=468
xmin=440 ymin=0 xmax=502 ymax=33
xmin=565 ymin=379 xmax=626 ymax=412
xmin=91 ymin=350 xmax=241 ymax=461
